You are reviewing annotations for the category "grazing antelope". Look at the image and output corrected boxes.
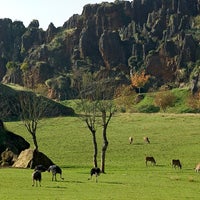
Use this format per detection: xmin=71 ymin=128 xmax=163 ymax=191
xmin=145 ymin=156 xmax=156 ymax=166
xmin=88 ymin=167 xmax=101 ymax=182
xmin=32 ymin=170 xmax=41 ymax=187
xmin=129 ymin=136 xmax=133 ymax=144
xmin=195 ymin=163 xmax=200 ymax=172
xmin=144 ymin=137 xmax=150 ymax=144
xmin=172 ymin=159 xmax=182 ymax=169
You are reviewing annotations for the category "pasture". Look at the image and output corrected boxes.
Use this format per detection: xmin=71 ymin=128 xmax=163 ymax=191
xmin=1 ymin=113 xmax=200 ymax=199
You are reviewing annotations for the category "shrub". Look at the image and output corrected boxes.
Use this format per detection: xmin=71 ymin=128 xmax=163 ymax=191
xmin=138 ymin=104 xmax=160 ymax=113
xmin=154 ymin=90 xmax=176 ymax=112
xmin=187 ymin=92 xmax=200 ymax=112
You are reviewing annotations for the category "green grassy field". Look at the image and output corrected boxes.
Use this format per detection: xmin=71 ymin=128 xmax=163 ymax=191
xmin=1 ymin=113 xmax=200 ymax=199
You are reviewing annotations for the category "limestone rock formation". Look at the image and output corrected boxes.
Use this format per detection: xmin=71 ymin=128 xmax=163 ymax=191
xmin=12 ymin=148 xmax=54 ymax=169
xmin=0 ymin=0 xmax=200 ymax=98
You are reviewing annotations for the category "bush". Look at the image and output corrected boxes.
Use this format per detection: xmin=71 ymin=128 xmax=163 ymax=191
xmin=138 ymin=104 xmax=160 ymax=113
xmin=187 ymin=92 xmax=200 ymax=112
xmin=154 ymin=90 xmax=176 ymax=112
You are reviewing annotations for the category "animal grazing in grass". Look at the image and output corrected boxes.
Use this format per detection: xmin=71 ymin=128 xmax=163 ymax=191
xmin=143 ymin=136 xmax=150 ymax=144
xmin=88 ymin=167 xmax=101 ymax=182
xmin=34 ymin=165 xmax=47 ymax=172
xmin=145 ymin=156 xmax=156 ymax=166
xmin=32 ymin=170 xmax=42 ymax=187
xmin=172 ymin=159 xmax=182 ymax=169
xmin=129 ymin=136 xmax=133 ymax=144
xmin=47 ymin=165 xmax=64 ymax=181
xmin=195 ymin=163 xmax=200 ymax=172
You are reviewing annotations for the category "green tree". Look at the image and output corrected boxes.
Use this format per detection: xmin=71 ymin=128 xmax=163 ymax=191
xmin=6 ymin=61 xmax=19 ymax=83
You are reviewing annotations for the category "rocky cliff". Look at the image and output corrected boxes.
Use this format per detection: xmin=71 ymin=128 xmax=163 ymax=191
xmin=1 ymin=0 xmax=200 ymax=99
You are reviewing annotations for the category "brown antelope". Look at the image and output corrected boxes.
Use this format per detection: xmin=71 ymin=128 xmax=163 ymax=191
xmin=172 ymin=159 xmax=182 ymax=169
xmin=145 ymin=156 xmax=156 ymax=166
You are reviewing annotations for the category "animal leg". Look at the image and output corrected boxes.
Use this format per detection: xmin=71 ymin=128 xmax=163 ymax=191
xmin=60 ymin=174 xmax=64 ymax=180
xmin=95 ymin=174 xmax=98 ymax=183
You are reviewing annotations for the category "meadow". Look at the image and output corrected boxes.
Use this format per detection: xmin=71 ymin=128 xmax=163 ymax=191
xmin=1 ymin=113 xmax=200 ymax=200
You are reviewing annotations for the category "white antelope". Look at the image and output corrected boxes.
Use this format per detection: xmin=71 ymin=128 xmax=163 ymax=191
xmin=195 ymin=163 xmax=200 ymax=172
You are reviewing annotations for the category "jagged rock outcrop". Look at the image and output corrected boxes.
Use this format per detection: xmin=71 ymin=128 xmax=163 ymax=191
xmin=1 ymin=0 xmax=200 ymax=98
xmin=99 ymin=30 xmax=127 ymax=69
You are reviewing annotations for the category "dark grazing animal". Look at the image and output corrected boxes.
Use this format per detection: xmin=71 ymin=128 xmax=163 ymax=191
xmin=32 ymin=170 xmax=41 ymax=187
xmin=145 ymin=156 xmax=156 ymax=166
xmin=172 ymin=159 xmax=182 ymax=169
xmin=34 ymin=165 xmax=47 ymax=172
xmin=88 ymin=167 xmax=101 ymax=182
xmin=47 ymin=165 xmax=64 ymax=181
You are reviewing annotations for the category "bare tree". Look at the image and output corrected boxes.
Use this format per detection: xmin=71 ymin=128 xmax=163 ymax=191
xmin=96 ymin=79 xmax=116 ymax=173
xmin=78 ymin=73 xmax=99 ymax=167
xmin=18 ymin=91 xmax=48 ymax=151
xmin=98 ymin=100 xmax=115 ymax=173
xmin=79 ymin=73 xmax=116 ymax=172
xmin=80 ymin=99 xmax=99 ymax=167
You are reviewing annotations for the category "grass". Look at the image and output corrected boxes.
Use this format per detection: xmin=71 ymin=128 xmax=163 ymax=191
xmin=1 ymin=113 xmax=200 ymax=199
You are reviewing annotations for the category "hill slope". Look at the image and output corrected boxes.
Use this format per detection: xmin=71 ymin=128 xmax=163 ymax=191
xmin=0 ymin=83 xmax=75 ymax=121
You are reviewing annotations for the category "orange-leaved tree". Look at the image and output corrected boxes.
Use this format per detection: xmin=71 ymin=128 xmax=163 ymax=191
xmin=130 ymin=70 xmax=150 ymax=93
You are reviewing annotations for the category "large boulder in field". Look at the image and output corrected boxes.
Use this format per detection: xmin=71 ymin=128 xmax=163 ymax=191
xmin=13 ymin=148 xmax=54 ymax=169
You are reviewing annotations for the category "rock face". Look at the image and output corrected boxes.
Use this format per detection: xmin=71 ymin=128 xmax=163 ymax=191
xmin=0 ymin=120 xmax=30 ymax=159
xmin=0 ymin=0 xmax=200 ymax=98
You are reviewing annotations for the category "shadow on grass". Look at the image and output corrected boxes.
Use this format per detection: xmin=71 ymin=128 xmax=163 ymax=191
xmin=155 ymin=164 xmax=166 ymax=167
xmin=101 ymin=181 xmax=124 ymax=185
xmin=45 ymin=186 xmax=67 ymax=189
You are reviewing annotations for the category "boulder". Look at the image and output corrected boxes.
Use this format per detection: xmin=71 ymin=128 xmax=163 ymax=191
xmin=13 ymin=148 xmax=54 ymax=169
xmin=1 ymin=148 xmax=18 ymax=166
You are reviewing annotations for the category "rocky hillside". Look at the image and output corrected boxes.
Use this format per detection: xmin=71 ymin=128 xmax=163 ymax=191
xmin=1 ymin=0 xmax=200 ymax=99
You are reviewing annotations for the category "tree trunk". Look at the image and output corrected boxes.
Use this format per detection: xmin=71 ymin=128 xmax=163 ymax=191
xmin=92 ymin=130 xmax=98 ymax=168
xmin=101 ymin=127 xmax=108 ymax=173
xmin=32 ymin=133 xmax=38 ymax=151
